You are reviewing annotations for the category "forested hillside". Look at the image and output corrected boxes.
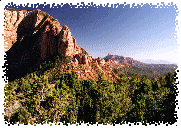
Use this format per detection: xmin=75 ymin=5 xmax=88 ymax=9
xmin=3 ymin=8 xmax=179 ymax=126
xmin=4 ymin=55 xmax=178 ymax=125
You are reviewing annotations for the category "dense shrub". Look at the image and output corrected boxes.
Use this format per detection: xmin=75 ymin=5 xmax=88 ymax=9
xmin=4 ymin=56 xmax=178 ymax=125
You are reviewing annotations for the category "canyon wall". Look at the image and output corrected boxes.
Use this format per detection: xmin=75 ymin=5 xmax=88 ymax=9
xmin=4 ymin=9 xmax=87 ymax=60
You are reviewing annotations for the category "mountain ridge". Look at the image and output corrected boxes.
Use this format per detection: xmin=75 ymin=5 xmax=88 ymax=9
xmin=4 ymin=9 xmax=117 ymax=82
xmin=138 ymin=59 xmax=177 ymax=65
xmin=4 ymin=9 xmax=177 ymax=82
xmin=3 ymin=8 xmax=178 ymax=125
xmin=103 ymin=53 xmax=177 ymax=78
xmin=103 ymin=53 xmax=177 ymax=65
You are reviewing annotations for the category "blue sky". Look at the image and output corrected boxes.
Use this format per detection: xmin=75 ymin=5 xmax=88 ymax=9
xmin=4 ymin=2 xmax=179 ymax=64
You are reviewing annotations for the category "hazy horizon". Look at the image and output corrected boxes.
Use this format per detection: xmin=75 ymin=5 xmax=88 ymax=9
xmin=104 ymin=53 xmax=177 ymax=64
xmin=4 ymin=2 xmax=179 ymax=64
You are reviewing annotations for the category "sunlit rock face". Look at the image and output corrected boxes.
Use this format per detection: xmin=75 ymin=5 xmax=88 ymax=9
xmin=58 ymin=25 xmax=76 ymax=56
xmin=4 ymin=9 xmax=62 ymax=58
xmin=4 ymin=9 xmax=89 ymax=61
xmin=4 ymin=9 xmax=33 ymax=52
xmin=4 ymin=9 xmax=117 ymax=82
xmin=95 ymin=57 xmax=105 ymax=66
xmin=4 ymin=8 xmax=91 ymax=80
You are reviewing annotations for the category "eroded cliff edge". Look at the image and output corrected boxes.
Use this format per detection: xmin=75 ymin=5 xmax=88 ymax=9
xmin=4 ymin=9 xmax=87 ymax=59
xmin=4 ymin=9 xmax=117 ymax=82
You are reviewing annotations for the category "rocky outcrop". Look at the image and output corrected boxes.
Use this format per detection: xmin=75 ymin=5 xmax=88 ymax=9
xmin=4 ymin=9 xmax=89 ymax=81
xmin=57 ymin=25 xmax=88 ymax=58
xmin=74 ymin=54 xmax=92 ymax=65
xmin=94 ymin=57 xmax=105 ymax=66
xmin=104 ymin=54 xmax=135 ymax=65
xmin=4 ymin=9 xmax=89 ymax=61
xmin=106 ymin=59 xmax=119 ymax=65
xmin=4 ymin=9 xmax=33 ymax=51
xmin=4 ymin=9 xmax=117 ymax=82
xmin=4 ymin=100 xmax=20 ymax=121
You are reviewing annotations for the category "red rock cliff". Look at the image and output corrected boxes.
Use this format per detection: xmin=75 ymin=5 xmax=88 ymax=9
xmin=4 ymin=9 xmax=87 ymax=60
xmin=4 ymin=9 xmax=117 ymax=82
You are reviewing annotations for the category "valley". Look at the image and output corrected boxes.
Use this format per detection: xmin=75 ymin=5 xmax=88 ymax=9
xmin=3 ymin=8 xmax=178 ymax=125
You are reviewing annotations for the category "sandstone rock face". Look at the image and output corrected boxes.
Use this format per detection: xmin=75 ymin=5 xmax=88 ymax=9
xmin=4 ymin=9 xmax=88 ymax=60
xmin=58 ymin=25 xmax=80 ymax=57
xmin=4 ymin=9 xmax=117 ymax=82
xmin=74 ymin=53 xmax=88 ymax=64
xmin=74 ymin=58 xmax=79 ymax=66
xmin=106 ymin=59 xmax=119 ymax=65
xmin=4 ymin=9 xmax=33 ymax=51
xmin=95 ymin=57 xmax=105 ymax=66
xmin=104 ymin=54 xmax=135 ymax=65
xmin=4 ymin=9 xmax=90 ymax=81
xmin=74 ymin=53 xmax=91 ymax=65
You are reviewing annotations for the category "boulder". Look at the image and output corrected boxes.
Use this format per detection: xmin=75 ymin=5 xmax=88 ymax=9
xmin=95 ymin=57 xmax=105 ymax=66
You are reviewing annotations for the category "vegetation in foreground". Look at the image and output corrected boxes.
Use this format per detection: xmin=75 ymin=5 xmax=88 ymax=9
xmin=4 ymin=55 xmax=178 ymax=125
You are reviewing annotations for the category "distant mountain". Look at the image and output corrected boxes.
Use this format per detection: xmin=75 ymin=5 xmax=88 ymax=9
xmin=103 ymin=53 xmax=177 ymax=67
xmin=4 ymin=8 xmax=178 ymax=82
xmin=103 ymin=53 xmax=178 ymax=78
xmin=139 ymin=59 xmax=177 ymax=65
xmin=4 ymin=9 xmax=178 ymax=125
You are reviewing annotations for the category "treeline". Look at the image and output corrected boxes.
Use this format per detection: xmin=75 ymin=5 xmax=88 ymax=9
xmin=4 ymin=55 xmax=178 ymax=125
xmin=113 ymin=64 xmax=177 ymax=80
